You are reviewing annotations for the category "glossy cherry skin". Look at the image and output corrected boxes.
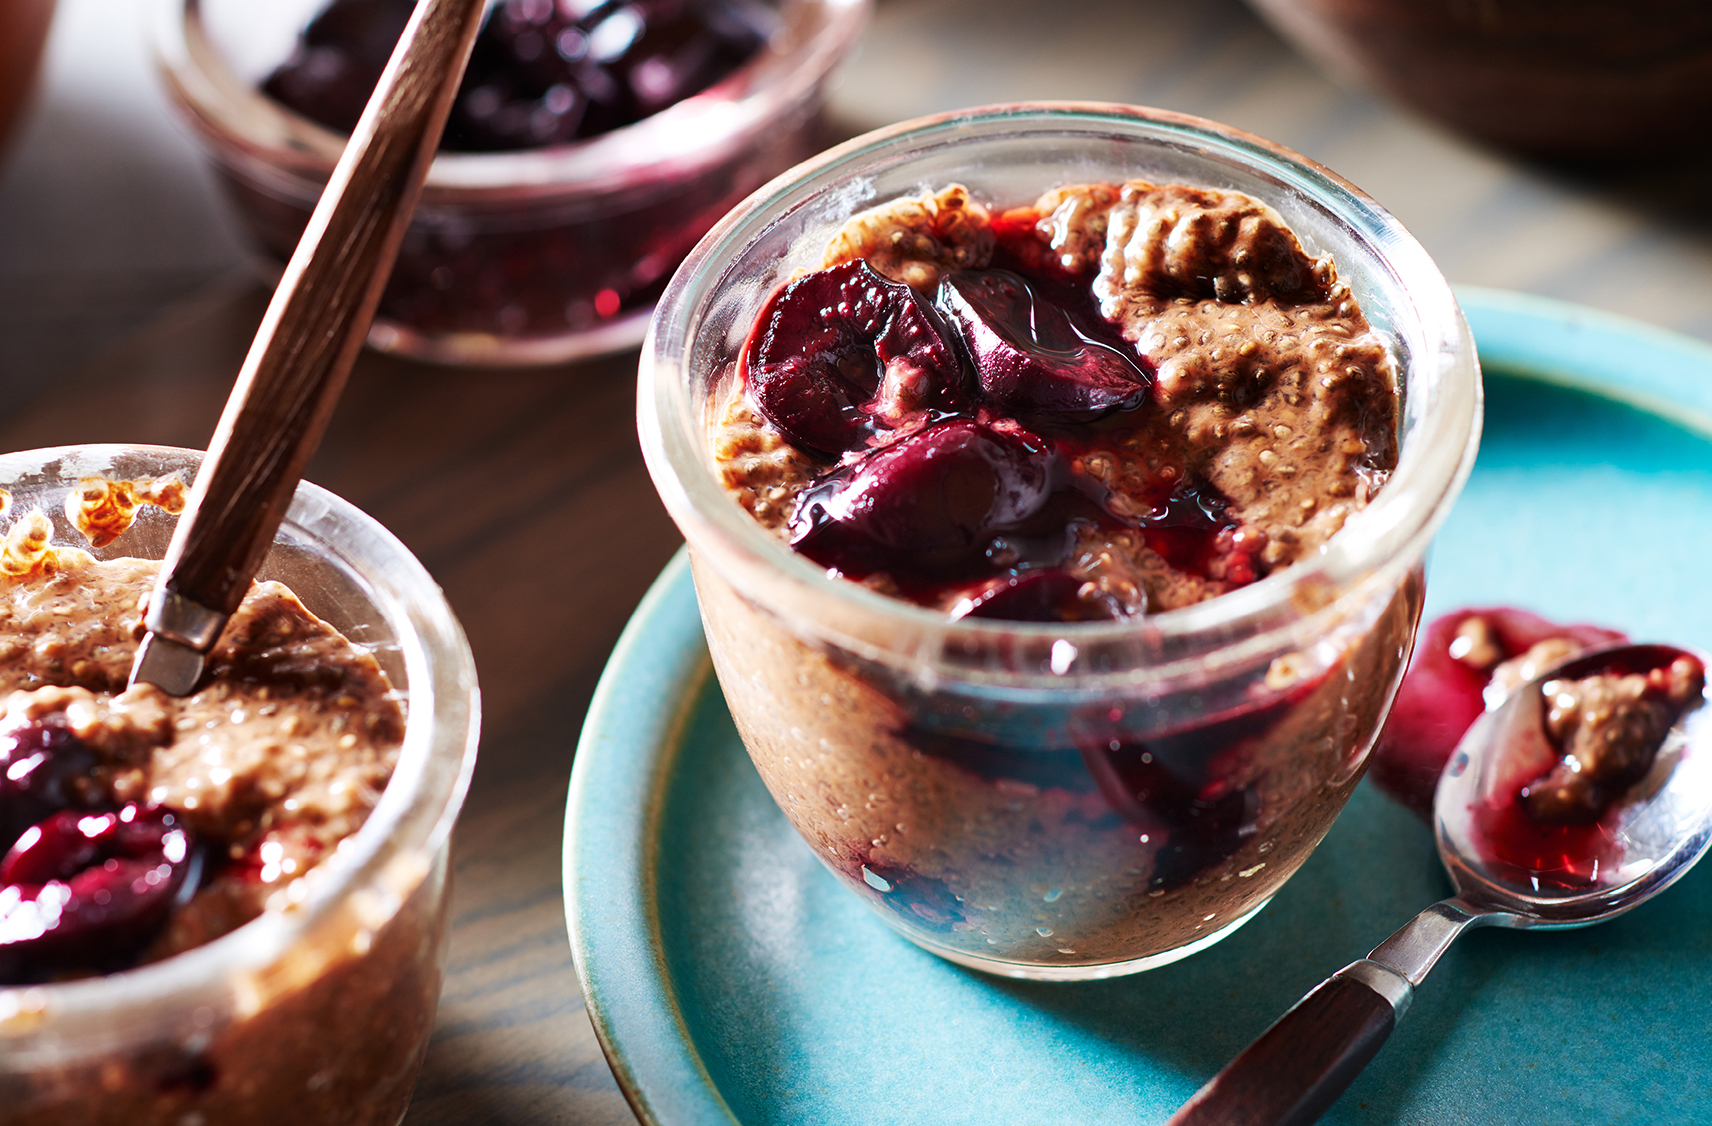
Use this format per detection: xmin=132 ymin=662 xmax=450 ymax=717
xmin=789 ymin=419 xmax=1057 ymax=579
xmin=936 ymin=268 xmax=1149 ymax=420
xmin=0 ymin=720 xmax=102 ymax=856
xmin=264 ymin=0 xmax=769 ymax=151
xmin=744 ymin=260 xmax=967 ymax=459
xmin=0 ymin=804 xmax=200 ymax=983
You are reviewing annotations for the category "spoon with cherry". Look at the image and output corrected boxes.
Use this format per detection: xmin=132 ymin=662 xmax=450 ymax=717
xmin=1167 ymin=642 xmax=1712 ymax=1126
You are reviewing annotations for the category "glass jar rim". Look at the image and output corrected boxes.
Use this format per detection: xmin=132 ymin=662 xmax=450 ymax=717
xmin=639 ymin=102 xmax=1483 ymax=688
xmin=0 ymin=444 xmax=479 ymax=1061
xmin=151 ymin=0 xmax=871 ymax=200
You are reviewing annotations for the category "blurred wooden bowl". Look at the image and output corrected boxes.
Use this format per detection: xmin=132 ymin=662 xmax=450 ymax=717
xmin=1245 ymin=0 xmax=1712 ymax=162
xmin=0 ymin=0 xmax=55 ymax=161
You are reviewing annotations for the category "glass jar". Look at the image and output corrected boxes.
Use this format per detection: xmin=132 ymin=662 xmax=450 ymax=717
xmin=639 ymin=104 xmax=1482 ymax=980
xmin=0 ymin=444 xmax=479 ymax=1123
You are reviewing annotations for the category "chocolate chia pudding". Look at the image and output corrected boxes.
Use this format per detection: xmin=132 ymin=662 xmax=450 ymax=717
xmin=697 ymin=178 xmax=1418 ymax=971
xmin=639 ymin=105 xmax=1481 ymax=978
xmin=713 ymin=182 xmax=1396 ymax=613
xmin=1525 ymin=654 xmax=1703 ymax=822
xmin=0 ymin=450 xmax=479 ymax=1124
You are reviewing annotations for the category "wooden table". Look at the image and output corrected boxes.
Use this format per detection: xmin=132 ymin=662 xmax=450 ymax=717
xmin=2 ymin=0 xmax=1709 ymax=1122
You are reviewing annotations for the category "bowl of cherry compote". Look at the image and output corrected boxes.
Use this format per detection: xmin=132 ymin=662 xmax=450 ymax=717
xmin=153 ymin=0 xmax=869 ymax=366
xmin=640 ymin=104 xmax=1482 ymax=979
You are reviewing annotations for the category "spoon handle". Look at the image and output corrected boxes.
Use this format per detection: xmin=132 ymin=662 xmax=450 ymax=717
xmin=131 ymin=0 xmax=487 ymax=695
xmin=1165 ymin=896 xmax=1496 ymax=1126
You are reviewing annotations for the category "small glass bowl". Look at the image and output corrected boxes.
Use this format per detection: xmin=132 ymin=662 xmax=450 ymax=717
xmin=152 ymin=0 xmax=869 ymax=367
xmin=639 ymin=103 xmax=1482 ymax=980
xmin=0 ymin=445 xmax=479 ymax=1124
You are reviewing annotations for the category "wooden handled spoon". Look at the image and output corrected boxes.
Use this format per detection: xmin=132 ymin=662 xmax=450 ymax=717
xmin=130 ymin=0 xmax=488 ymax=695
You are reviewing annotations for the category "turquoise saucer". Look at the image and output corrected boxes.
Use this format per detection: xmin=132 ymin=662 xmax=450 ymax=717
xmin=566 ymin=288 xmax=1712 ymax=1125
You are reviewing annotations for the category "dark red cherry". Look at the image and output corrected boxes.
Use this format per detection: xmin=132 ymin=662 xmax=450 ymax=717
xmin=1 ymin=721 xmax=103 ymax=855
xmin=260 ymin=0 xmax=413 ymax=135
xmin=0 ymin=804 xmax=201 ymax=984
xmin=936 ymin=269 xmax=1149 ymax=420
xmin=951 ymin=569 xmax=1125 ymax=623
xmin=1368 ymin=607 xmax=1629 ymax=820
xmin=789 ymin=419 xmax=1054 ymax=577
xmin=1082 ymin=734 xmax=1258 ymax=891
xmin=743 ymin=260 xmax=967 ymax=459
xmin=264 ymin=0 xmax=769 ymax=153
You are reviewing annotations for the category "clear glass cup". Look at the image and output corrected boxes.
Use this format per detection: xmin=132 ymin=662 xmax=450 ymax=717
xmin=639 ymin=103 xmax=1482 ymax=980
xmin=152 ymin=0 xmax=869 ymax=367
xmin=0 ymin=445 xmax=480 ymax=1124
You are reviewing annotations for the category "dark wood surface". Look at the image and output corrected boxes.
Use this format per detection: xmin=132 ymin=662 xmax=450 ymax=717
xmin=3 ymin=0 xmax=1712 ymax=1123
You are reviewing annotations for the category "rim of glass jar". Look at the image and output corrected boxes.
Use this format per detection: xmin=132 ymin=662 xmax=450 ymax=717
xmin=639 ymin=102 xmax=1483 ymax=691
xmin=0 ymin=445 xmax=481 ymax=1064
xmin=151 ymin=0 xmax=871 ymax=202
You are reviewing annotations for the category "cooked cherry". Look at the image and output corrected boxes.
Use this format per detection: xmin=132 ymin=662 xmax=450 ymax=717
xmin=936 ymin=269 xmax=1148 ymax=420
xmin=1369 ymin=608 xmax=1628 ymax=820
xmin=789 ymin=419 xmax=1056 ymax=578
xmin=1 ymin=720 xmax=103 ymax=855
xmin=264 ymin=0 xmax=770 ymax=152
xmin=0 ymin=804 xmax=200 ymax=983
xmin=744 ymin=260 xmax=967 ymax=459
xmin=951 ymin=569 xmax=1124 ymax=623
xmin=1080 ymin=709 xmax=1281 ymax=890
xmin=259 ymin=0 xmax=412 ymax=135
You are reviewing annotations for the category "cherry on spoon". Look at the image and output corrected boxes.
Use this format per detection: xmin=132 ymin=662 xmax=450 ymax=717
xmin=1167 ymin=642 xmax=1712 ymax=1126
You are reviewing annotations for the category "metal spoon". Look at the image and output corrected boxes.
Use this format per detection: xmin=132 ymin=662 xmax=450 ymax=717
xmin=1167 ymin=642 xmax=1712 ymax=1126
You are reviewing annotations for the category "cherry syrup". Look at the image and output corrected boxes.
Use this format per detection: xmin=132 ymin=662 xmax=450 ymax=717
xmin=1465 ymin=800 xmax=1614 ymax=890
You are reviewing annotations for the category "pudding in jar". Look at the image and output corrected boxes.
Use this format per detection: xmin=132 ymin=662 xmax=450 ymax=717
xmin=0 ymin=447 xmax=479 ymax=1126
xmin=638 ymin=104 xmax=1481 ymax=978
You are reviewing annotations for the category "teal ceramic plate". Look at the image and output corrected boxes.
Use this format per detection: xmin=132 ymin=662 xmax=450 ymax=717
xmin=566 ymin=288 xmax=1712 ymax=1125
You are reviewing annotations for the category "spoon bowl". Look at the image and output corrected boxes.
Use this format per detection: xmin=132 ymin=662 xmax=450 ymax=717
xmin=1169 ymin=642 xmax=1712 ymax=1126
xmin=1436 ymin=643 xmax=1712 ymax=925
